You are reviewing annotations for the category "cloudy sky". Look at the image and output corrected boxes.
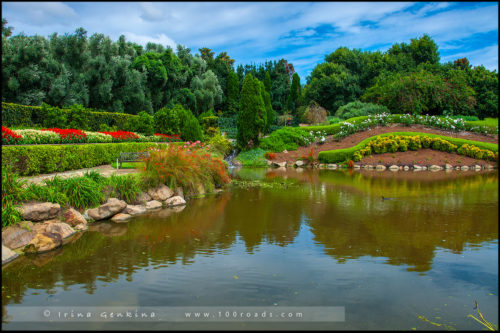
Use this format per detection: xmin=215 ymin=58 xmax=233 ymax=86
xmin=2 ymin=2 xmax=498 ymax=80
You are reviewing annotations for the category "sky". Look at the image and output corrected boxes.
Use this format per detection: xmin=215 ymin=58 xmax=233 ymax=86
xmin=2 ymin=2 xmax=498 ymax=80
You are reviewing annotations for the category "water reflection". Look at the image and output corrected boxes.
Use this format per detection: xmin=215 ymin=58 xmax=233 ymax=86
xmin=2 ymin=169 xmax=498 ymax=326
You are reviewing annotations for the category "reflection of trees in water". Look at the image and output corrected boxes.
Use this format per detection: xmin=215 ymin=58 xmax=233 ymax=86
xmin=2 ymin=170 xmax=497 ymax=313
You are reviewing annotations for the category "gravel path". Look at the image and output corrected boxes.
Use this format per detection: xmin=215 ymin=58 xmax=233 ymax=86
xmin=20 ymin=165 xmax=139 ymax=186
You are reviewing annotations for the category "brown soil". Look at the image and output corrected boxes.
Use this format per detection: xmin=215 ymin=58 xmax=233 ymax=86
xmin=273 ymin=124 xmax=498 ymax=166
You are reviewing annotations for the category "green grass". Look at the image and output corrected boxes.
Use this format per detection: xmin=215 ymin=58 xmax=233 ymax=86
xmin=233 ymin=148 xmax=269 ymax=167
xmin=318 ymin=131 xmax=498 ymax=163
xmin=110 ymin=161 xmax=143 ymax=169
xmin=466 ymin=117 xmax=498 ymax=129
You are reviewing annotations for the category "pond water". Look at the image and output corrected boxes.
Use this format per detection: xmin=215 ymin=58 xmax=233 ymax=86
xmin=2 ymin=168 xmax=498 ymax=330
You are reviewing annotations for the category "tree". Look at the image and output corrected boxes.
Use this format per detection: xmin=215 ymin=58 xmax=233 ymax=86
xmin=226 ymin=71 xmax=240 ymax=115
xmin=236 ymin=74 xmax=266 ymax=149
xmin=286 ymin=73 xmax=301 ymax=115
xmin=264 ymin=71 xmax=271 ymax=93
xmin=260 ymin=81 xmax=275 ymax=133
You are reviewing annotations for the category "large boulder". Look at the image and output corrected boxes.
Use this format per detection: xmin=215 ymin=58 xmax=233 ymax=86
xmin=164 ymin=196 xmax=186 ymax=207
xmin=174 ymin=187 xmax=184 ymax=200
xmin=24 ymin=232 xmax=62 ymax=253
xmin=111 ymin=213 xmax=132 ymax=223
xmin=2 ymin=245 xmax=19 ymax=265
xmin=429 ymin=165 xmax=442 ymax=171
xmin=124 ymin=205 xmax=147 ymax=216
xmin=87 ymin=198 xmax=127 ymax=221
xmin=63 ymin=208 xmax=87 ymax=227
xmin=18 ymin=202 xmax=60 ymax=222
xmin=295 ymin=160 xmax=305 ymax=167
xmin=376 ymin=165 xmax=386 ymax=171
xmin=2 ymin=223 xmax=35 ymax=250
xmin=147 ymin=184 xmax=174 ymax=201
xmin=145 ymin=200 xmax=163 ymax=210
xmin=45 ymin=221 xmax=76 ymax=239
xmin=272 ymin=161 xmax=287 ymax=168
xmin=389 ymin=165 xmax=399 ymax=171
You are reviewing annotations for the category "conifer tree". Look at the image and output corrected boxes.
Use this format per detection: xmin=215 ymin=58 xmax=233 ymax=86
xmin=236 ymin=74 xmax=266 ymax=149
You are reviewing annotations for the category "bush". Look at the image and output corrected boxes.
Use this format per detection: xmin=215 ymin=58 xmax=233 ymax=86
xmin=303 ymin=101 xmax=328 ymax=124
xmin=207 ymin=132 xmax=233 ymax=157
xmin=154 ymin=107 xmax=180 ymax=135
xmin=140 ymin=144 xmax=230 ymax=193
xmin=233 ymin=148 xmax=268 ymax=167
xmin=42 ymin=102 xmax=67 ymax=128
xmin=2 ymin=142 xmax=169 ymax=176
xmin=335 ymin=101 xmax=389 ymax=120
xmin=106 ymin=174 xmax=141 ymax=203
xmin=125 ymin=111 xmax=154 ymax=136
xmin=181 ymin=114 xmax=203 ymax=142
xmin=318 ymin=132 xmax=498 ymax=163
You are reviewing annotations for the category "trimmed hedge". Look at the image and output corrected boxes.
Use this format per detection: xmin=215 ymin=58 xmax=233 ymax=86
xmin=2 ymin=102 xmax=138 ymax=131
xmin=2 ymin=142 xmax=171 ymax=176
xmin=318 ymin=132 xmax=498 ymax=163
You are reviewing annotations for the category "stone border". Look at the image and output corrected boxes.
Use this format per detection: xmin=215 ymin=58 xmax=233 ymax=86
xmin=1 ymin=183 xmax=223 ymax=266
xmin=267 ymin=160 xmax=497 ymax=172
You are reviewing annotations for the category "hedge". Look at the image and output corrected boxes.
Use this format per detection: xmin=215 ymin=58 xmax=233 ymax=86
xmin=317 ymin=132 xmax=498 ymax=163
xmin=297 ymin=116 xmax=370 ymax=135
xmin=2 ymin=142 xmax=172 ymax=176
xmin=2 ymin=102 xmax=138 ymax=131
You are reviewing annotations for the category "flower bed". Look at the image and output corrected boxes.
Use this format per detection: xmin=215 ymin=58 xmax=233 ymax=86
xmin=1 ymin=126 xmax=182 ymax=145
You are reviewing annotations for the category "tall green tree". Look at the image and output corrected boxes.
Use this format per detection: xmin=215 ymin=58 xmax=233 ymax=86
xmin=264 ymin=71 xmax=271 ymax=93
xmin=226 ymin=71 xmax=240 ymax=115
xmin=286 ymin=73 xmax=301 ymax=115
xmin=237 ymin=74 xmax=266 ymax=149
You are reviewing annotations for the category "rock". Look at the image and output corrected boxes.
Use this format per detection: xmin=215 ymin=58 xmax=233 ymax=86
xmin=133 ymin=191 xmax=152 ymax=205
xmin=2 ymin=245 xmax=18 ymax=265
xmin=145 ymin=200 xmax=163 ymax=210
xmin=45 ymin=221 xmax=76 ymax=239
xmin=232 ymin=160 xmax=242 ymax=167
xmin=429 ymin=165 xmax=442 ymax=171
xmin=461 ymin=166 xmax=469 ymax=171
xmin=474 ymin=165 xmax=482 ymax=171
xmin=124 ymin=205 xmax=147 ymax=216
xmin=389 ymin=165 xmax=399 ymax=171
xmin=455 ymin=166 xmax=461 ymax=170
xmin=283 ymin=150 xmax=288 ymax=154
xmin=174 ymin=187 xmax=184 ymax=200
xmin=2 ymin=224 xmax=35 ymax=250
xmin=422 ymin=166 xmax=427 ymax=170
xmin=376 ymin=165 xmax=386 ymax=171
xmin=74 ymin=223 xmax=88 ymax=231
xmin=485 ymin=164 xmax=494 ymax=170
xmin=267 ymin=160 xmax=273 ymax=166
xmin=413 ymin=165 xmax=422 ymax=170
xmin=164 ymin=196 xmax=186 ymax=207
xmin=445 ymin=164 xmax=453 ymax=170
xmin=327 ymin=164 xmax=337 ymax=169
xmin=272 ymin=161 xmax=287 ymax=168
xmin=87 ymin=198 xmax=127 ymax=221
xmin=24 ymin=232 xmax=62 ymax=253
xmin=111 ymin=213 xmax=132 ymax=223
xmin=18 ymin=202 xmax=60 ymax=222
xmin=403 ymin=166 xmax=409 ymax=171
xmin=63 ymin=208 xmax=87 ymax=227
xmin=353 ymin=164 xmax=361 ymax=169
xmin=295 ymin=160 xmax=305 ymax=167
xmin=147 ymin=184 xmax=174 ymax=201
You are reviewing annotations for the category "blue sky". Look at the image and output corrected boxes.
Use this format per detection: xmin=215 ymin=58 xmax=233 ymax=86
xmin=2 ymin=2 xmax=498 ymax=80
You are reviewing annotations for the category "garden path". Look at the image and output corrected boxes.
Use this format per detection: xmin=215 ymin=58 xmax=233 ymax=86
xmin=19 ymin=165 xmax=138 ymax=186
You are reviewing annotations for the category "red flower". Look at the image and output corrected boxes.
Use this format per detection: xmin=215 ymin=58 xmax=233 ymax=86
xmin=98 ymin=131 xmax=139 ymax=141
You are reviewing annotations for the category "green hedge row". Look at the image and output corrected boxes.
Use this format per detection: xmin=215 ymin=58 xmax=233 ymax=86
xmin=298 ymin=116 xmax=370 ymax=135
xmin=2 ymin=102 xmax=137 ymax=131
xmin=2 ymin=142 xmax=170 ymax=176
xmin=317 ymin=132 xmax=498 ymax=163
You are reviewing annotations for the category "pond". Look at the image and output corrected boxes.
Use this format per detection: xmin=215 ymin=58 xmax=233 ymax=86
xmin=2 ymin=168 xmax=498 ymax=330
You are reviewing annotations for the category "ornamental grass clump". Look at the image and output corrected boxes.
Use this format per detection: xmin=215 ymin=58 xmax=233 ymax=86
xmin=140 ymin=144 xmax=230 ymax=194
xmin=1 ymin=166 xmax=26 ymax=227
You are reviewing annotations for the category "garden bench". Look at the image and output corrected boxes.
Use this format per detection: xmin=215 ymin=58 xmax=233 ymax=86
xmin=116 ymin=151 xmax=150 ymax=169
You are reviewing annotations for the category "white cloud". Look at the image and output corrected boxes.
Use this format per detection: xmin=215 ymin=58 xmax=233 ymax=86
xmin=441 ymin=45 xmax=499 ymax=71
xmin=124 ymin=32 xmax=176 ymax=50
xmin=2 ymin=2 xmax=77 ymax=26
xmin=139 ymin=2 xmax=165 ymax=22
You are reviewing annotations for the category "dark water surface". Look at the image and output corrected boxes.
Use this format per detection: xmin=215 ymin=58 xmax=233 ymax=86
xmin=2 ymin=168 xmax=498 ymax=330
